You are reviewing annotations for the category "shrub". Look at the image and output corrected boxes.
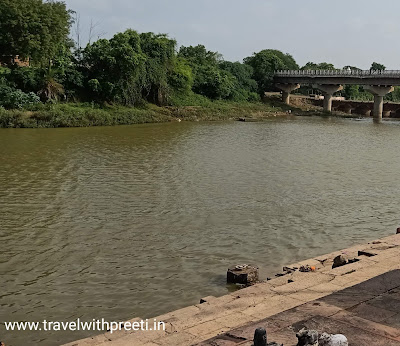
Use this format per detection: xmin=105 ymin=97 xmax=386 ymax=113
xmin=0 ymin=85 xmax=40 ymax=109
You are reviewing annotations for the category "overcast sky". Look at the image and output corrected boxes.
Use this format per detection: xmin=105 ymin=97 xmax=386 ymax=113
xmin=64 ymin=0 xmax=400 ymax=70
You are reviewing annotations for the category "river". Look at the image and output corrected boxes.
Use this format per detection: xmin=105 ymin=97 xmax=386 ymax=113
xmin=1 ymin=116 xmax=400 ymax=345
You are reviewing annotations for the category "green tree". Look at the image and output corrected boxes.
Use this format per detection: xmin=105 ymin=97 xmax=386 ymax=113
xmin=167 ymin=58 xmax=193 ymax=94
xmin=7 ymin=67 xmax=42 ymax=92
xmin=219 ymin=61 xmax=259 ymax=101
xmin=139 ymin=32 xmax=176 ymax=105
xmin=342 ymin=85 xmax=360 ymax=100
xmin=38 ymin=69 xmax=65 ymax=102
xmin=178 ymin=45 xmax=235 ymax=99
xmin=244 ymin=49 xmax=297 ymax=94
xmin=370 ymin=62 xmax=386 ymax=71
xmin=301 ymin=62 xmax=335 ymax=70
xmin=178 ymin=45 xmax=221 ymax=66
xmin=0 ymin=0 xmax=72 ymax=66
xmin=82 ymin=29 xmax=146 ymax=105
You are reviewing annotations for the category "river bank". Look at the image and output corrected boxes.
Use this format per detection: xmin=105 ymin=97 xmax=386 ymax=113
xmin=0 ymin=95 xmax=342 ymax=129
xmin=0 ymin=100 xmax=291 ymax=128
xmin=64 ymin=232 xmax=400 ymax=346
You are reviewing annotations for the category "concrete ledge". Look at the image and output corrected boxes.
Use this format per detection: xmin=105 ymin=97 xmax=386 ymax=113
xmin=64 ymin=233 xmax=400 ymax=346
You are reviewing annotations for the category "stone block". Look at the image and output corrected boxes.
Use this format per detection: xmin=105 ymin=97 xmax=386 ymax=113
xmin=227 ymin=265 xmax=259 ymax=285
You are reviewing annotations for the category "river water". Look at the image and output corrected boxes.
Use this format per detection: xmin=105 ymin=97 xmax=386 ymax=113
xmin=1 ymin=116 xmax=400 ymax=345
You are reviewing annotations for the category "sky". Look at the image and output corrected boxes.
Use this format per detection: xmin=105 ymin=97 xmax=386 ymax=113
xmin=64 ymin=0 xmax=400 ymax=70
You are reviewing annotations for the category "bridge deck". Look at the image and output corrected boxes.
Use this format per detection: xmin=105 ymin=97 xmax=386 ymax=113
xmin=274 ymin=70 xmax=400 ymax=86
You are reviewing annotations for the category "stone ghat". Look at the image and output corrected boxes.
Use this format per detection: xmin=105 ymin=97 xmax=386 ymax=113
xmin=64 ymin=233 xmax=400 ymax=346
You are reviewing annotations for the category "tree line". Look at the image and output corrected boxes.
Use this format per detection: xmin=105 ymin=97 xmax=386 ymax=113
xmin=0 ymin=0 xmax=398 ymax=110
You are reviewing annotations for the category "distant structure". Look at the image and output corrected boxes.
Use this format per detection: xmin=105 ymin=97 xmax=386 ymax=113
xmin=0 ymin=55 xmax=29 ymax=67
xmin=274 ymin=70 xmax=400 ymax=119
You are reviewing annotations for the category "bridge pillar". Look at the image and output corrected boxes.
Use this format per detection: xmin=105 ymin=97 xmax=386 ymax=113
xmin=275 ymin=83 xmax=300 ymax=105
xmin=364 ymin=86 xmax=394 ymax=120
xmin=314 ymin=85 xmax=343 ymax=112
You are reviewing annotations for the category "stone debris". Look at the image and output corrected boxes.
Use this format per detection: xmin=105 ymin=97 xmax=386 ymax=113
xmin=319 ymin=332 xmax=348 ymax=346
xmin=332 ymin=255 xmax=347 ymax=269
xmin=296 ymin=328 xmax=348 ymax=346
xmin=227 ymin=264 xmax=259 ymax=285
xmin=296 ymin=328 xmax=319 ymax=346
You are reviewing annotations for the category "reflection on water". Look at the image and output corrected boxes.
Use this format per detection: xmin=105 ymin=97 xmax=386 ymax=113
xmin=1 ymin=116 xmax=400 ymax=345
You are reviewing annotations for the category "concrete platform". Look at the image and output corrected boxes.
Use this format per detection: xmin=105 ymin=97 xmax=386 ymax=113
xmin=64 ymin=233 xmax=400 ymax=346
xmin=197 ymin=270 xmax=400 ymax=345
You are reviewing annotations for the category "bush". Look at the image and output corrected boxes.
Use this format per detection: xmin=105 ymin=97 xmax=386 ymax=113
xmin=0 ymin=85 xmax=40 ymax=109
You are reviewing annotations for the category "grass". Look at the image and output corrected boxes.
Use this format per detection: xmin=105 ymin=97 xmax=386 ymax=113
xmin=0 ymin=99 xmax=289 ymax=128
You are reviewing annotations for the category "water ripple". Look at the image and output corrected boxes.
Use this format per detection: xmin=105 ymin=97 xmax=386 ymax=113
xmin=1 ymin=118 xmax=400 ymax=345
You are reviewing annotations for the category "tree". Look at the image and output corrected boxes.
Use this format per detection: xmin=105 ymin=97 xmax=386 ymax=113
xmin=370 ymin=62 xmax=386 ymax=71
xmin=0 ymin=0 xmax=73 ymax=66
xmin=244 ymin=49 xmax=297 ymax=94
xmin=139 ymin=32 xmax=176 ymax=105
xmin=82 ymin=29 xmax=146 ymax=105
xmin=178 ymin=45 xmax=236 ymax=99
xmin=342 ymin=85 xmax=360 ymax=100
xmin=190 ymin=63 xmax=236 ymax=99
xmin=178 ymin=45 xmax=221 ymax=66
xmin=219 ymin=61 xmax=259 ymax=101
xmin=301 ymin=62 xmax=335 ymax=70
xmin=167 ymin=58 xmax=193 ymax=94
xmin=38 ymin=69 xmax=65 ymax=102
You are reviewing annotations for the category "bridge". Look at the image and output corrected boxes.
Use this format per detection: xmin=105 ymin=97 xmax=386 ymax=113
xmin=274 ymin=70 xmax=400 ymax=119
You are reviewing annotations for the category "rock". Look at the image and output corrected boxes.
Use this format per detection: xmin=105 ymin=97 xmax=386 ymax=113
xmin=397 ymin=227 xmax=400 ymax=234
xmin=296 ymin=328 xmax=319 ymax=346
xmin=332 ymin=255 xmax=347 ymax=269
xmin=199 ymin=296 xmax=215 ymax=304
xmin=319 ymin=332 xmax=348 ymax=346
xmin=227 ymin=264 xmax=259 ymax=285
xmin=296 ymin=328 xmax=348 ymax=346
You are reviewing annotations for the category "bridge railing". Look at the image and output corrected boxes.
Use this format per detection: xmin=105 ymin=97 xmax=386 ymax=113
xmin=275 ymin=70 xmax=400 ymax=77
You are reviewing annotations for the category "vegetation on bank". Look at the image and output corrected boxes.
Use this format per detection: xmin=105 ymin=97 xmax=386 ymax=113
xmin=0 ymin=100 xmax=290 ymax=128
xmin=1 ymin=0 xmax=400 ymax=128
